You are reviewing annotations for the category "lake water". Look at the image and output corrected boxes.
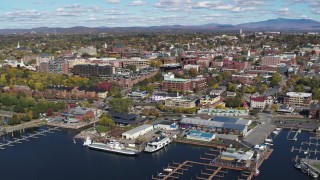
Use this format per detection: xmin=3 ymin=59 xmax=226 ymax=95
xmin=0 ymin=127 xmax=316 ymax=180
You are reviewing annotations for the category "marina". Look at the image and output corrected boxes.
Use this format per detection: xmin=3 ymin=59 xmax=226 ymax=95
xmin=0 ymin=126 xmax=316 ymax=180
xmin=0 ymin=127 xmax=60 ymax=150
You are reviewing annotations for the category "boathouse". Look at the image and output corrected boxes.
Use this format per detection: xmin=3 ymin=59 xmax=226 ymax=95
xmin=186 ymin=130 xmax=215 ymax=141
xmin=122 ymin=124 xmax=154 ymax=139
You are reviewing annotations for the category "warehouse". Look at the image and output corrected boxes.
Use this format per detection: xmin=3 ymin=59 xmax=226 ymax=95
xmin=122 ymin=124 xmax=154 ymax=140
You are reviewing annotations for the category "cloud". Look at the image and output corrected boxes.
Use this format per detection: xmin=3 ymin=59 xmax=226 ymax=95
xmin=231 ymin=7 xmax=257 ymax=12
xmin=278 ymin=7 xmax=289 ymax=13
xmin=106 ymin=0 xmax=120 ymax=4
xmin=232 ymin=0 xmax=266 ymax=6
xmin=128 ymin=1 xmax=145 ymax=6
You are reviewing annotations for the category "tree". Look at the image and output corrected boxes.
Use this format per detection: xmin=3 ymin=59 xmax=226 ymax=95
xmin=227 ymin=82 xmax=237 ymax=92
xmin=188 ymin=68 xmax=198 ymax=78
xmin=294 ymin=84 xmax=305 ymax=92
xmin=109 ymin=98 xmax=133 ymax=114
xmin=213 ymin=83 xmax=219 ymax=89
xmin=125 ymin=64 xmax=137 ymax=72
xmin=98 ymin=115 xmax=115 ymax=127
xmin=270 ymin=73 xmax=281 ymax=87
xmin=13 ymin=104 xmax=25 ymax=113
xmin=8 ymin=115 xmax=21 ymax=126
xmin=225 ymin=97 xmax=243 ymax=108
xmin=271 ymin=104 xmax=279 ymax=111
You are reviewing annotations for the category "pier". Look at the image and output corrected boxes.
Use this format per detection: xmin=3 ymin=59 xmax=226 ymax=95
xmin=152 ymin=148 xmax=273 ymax=180
xmin=173 ymin=139 xmax=227 ymax=149
xmin=243 ymin=124 xmax=275 ymax=147
xmin=286 ymin=128 xmax=301 ymax=141
xmin=0 ymin=127 xmax=60 ymax=150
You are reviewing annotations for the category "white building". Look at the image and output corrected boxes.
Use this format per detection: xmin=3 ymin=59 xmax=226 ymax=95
xmin=183 ymin=64 xmax=201 ymax=72
xmin=122 ymin=124 xmax=154 ymax=140
xmin=154 ymin=121 xmax=179 ymax=130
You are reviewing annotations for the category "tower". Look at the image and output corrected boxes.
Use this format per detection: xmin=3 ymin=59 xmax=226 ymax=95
xmin=17 ymin=41 xmax=20 ymax=49
xmin=240 ymin=29 xmax=242 ymax=35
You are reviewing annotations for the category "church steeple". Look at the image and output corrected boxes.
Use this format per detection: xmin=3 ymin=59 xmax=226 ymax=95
xmin=17 ymin=41 xmax=20 ymax=49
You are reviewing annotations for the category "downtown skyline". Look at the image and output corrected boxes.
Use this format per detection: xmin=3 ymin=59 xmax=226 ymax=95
xmin=1 ymin=0 xmax=320 ymax=28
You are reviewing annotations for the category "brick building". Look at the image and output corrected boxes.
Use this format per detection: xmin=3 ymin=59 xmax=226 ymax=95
xmin=284 ymin=92 xmax=312 ymax=107
xmin=39 ymin=58 xmax=69 ymax=74
xmin=222 ymin=60 xmax=248 ymax=72
xmin=72 ymin=64 xmax=115 ymax=78
xmin=260 ymin=55 xmax=281 ymax=66
xmin=162 ymin=78 xmax=191 ymax=93
xmin=231 ymin=74 xmax=257 ymax=84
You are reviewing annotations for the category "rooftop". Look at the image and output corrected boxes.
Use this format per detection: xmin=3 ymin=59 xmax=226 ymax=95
xmin=286 ymin=92 xmax=312 ymax=97
xmin=122 ymin=124 xmax=153 ymax=135
xmin=164 ymin=78 xmax=189 ymax=82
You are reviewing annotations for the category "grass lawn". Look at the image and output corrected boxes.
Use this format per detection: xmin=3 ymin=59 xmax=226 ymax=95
xmin=313 ymin=163 xmax=320 ymax=170
xmin=95 ymin=125 xmax=111 ymax=133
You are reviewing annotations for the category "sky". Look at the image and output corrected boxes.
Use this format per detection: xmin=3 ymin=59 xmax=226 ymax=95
xmin=0 ymin=0 xmax=320 ymax=28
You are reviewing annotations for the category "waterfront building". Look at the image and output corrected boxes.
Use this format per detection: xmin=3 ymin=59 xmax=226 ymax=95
xmin=284 ymin=92 xmax=312 ymax=107
xmin=154 ymin=121 xmax=178 ymax=130
xmin=180 ymin=117 xmax=250 ymax=135
xmin=122 ymin=124 xmax=154 ymax=140
xmin=186 ymin=130 xmax=215 ymax=142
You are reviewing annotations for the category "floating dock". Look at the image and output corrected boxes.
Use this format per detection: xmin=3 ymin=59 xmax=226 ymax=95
xmin=0 ymin=127 xmax=60 ymax=150
xmin=152 ymin=148 xmax=273 ymax=180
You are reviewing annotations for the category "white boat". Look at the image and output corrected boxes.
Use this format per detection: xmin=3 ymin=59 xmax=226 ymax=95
xmin=275 ymin=128 xmax=282 ymax=131
xmin=294 ymin=163 xmax=301 ymax=169
xmin=264 ymin=142 xmax=273 ymax=146
xmin=265 ymin=139 xmax=273 ymax=143
xmin=84 ymin=138 xmax=139 ymax=156
xmin=254 ymin=169 xmax=260 ymax=177
xmin=144 ymin=136 xmax=172 ymax=153
xmin=163 ymin=168 xmax=173 ymax=172
xmin=272 ymin=130 xmax=280 ymax=135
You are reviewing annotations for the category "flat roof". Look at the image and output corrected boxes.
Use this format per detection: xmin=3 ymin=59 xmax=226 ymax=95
xmin=122 ymin=124 xmax=153 ymax=135
xmin=181 ymin=117 xmax=224 ymax=127
xmin=164 ymin=78 xmax=189 ymax=82
xmin=286 ymin=92 xmax=312 ymax=97
xmin=212 ymin=116 xmax=239 ymax=124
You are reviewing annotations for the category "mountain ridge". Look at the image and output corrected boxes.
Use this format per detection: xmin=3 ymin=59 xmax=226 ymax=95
xmin=0 ymin=18 xmax=319 ymax=34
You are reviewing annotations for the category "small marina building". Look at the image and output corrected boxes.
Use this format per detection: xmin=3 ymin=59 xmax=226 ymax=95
xmin=180 ymin=117 xmax=251 ymax=135
xmin=154 ymin=121 xmax=179 ymax=130
xmin=122 ymin=124 xmax=154 ymax=139
xmin=186 ymin=130 xmax=215 ymax=141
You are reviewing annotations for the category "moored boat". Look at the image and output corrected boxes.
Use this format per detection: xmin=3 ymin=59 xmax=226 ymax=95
xmin=144 ymin=136 xmax=172 ymax=153
xmin=83 ymin=137 xmax=139 ymax=156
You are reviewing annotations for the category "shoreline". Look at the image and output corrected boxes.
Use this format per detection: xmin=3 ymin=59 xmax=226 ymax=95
xmin=0 ymin=120 xmax=47 ymax=136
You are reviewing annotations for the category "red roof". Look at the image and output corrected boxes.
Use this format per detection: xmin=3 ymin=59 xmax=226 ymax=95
xmin=250 ymin=97 xmax=266 ymax=102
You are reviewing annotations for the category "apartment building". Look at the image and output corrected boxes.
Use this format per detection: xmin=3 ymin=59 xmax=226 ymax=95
xmin=284 ymin=92 xmax=312 ymax=107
